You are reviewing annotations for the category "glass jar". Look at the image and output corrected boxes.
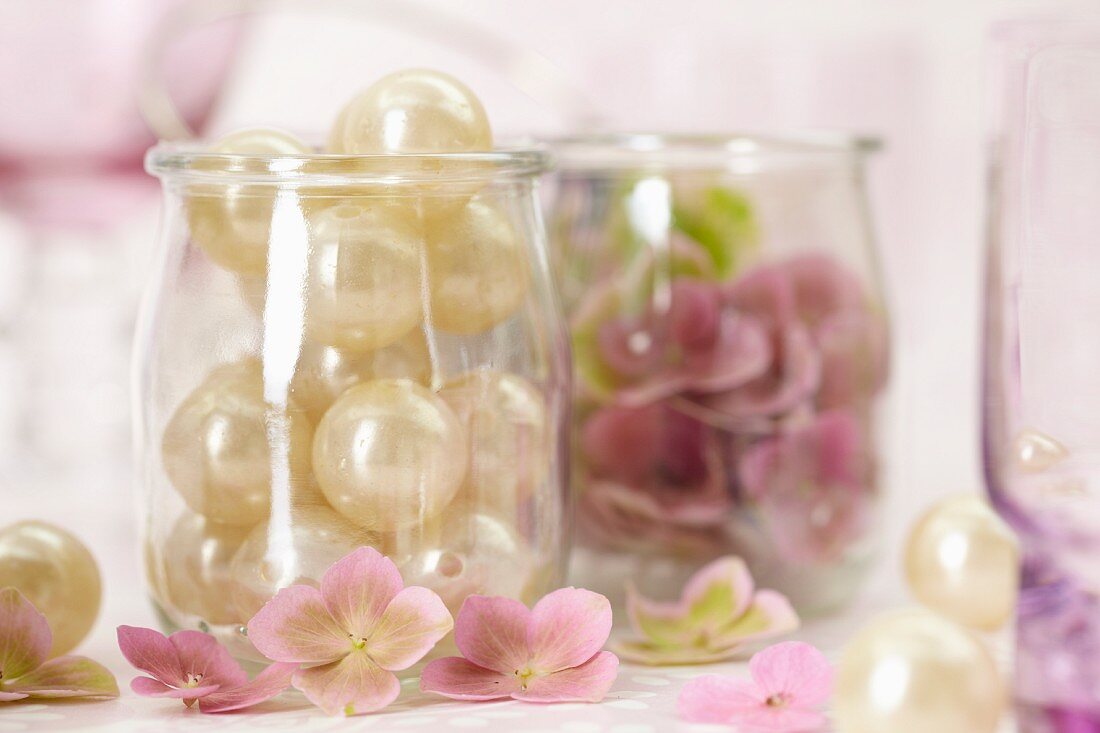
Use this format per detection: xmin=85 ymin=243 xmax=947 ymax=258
xmin=137 ymin=143 xmax=570 ymax=661
xmin=549 ymin=134 xmax=888 ymax=613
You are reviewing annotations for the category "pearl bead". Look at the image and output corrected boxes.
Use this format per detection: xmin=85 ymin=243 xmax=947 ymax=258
xmin=0 ymin=521 xmax=100 ymax=656
xmin=333 ymin=69 xmax=492 ymax=155
xmin=392 ymin=507 xmax=532 ymax=615
xmin=161 ymin=359 xmax=314 ymax=527
xmin=903 ymin=494 xmax=1018 ymax=631
xmin=425 ymin=199 xmax=528 ymax=333
xmin=1013 ymin=428 xmax=1069 ymax=472
xmin=290 ymin=329 xmax=433 ymax=423
xmin=150 ymin=512 xmax=250 ymax=627
xmin=304 ymin=202 xmax=425 ymax=352
xmin=835 ymin=609 xmax=1004 ymax=733
xmin=230 ymin=505 xmax=379 ymax=619
xmin=439 ymin=371 xmax=548 ymax=518
xmin=187 ymin=128 xmax=310 ymax=275
xmin=312 ymin=379 xmax=467 ymax=531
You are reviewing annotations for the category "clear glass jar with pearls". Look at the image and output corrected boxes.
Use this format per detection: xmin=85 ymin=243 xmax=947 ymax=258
xmin=137 ymin=123 xmax=570 ymax=661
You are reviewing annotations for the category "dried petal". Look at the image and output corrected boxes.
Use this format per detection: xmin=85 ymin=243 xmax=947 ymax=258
xmin=1 ymin=655 xmax=119 ymax=699
xmin=0 ymin=588 xmax=52 ymax=682
xmin=246 ymin=585 xmax=350 ymax=664
xmin=292 ymin=652 xmax=400 ymax=716
xmin=515 ymin=651 xmax=619 ymax=703
xmin=366 ymin=586 xmax=452 ymax=671
xmin=527 ymin=588 xmax=612 ymax=673
xmin=419 ymin=656 xmax=519 ymax=701
xmin=453 ymin=595 xmax=530 ymax=674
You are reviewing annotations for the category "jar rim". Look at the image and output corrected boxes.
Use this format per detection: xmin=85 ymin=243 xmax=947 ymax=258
xmin=547 ymin=131 xmax=881 ymax=171
xmin=145 ymin=141 xmax=550 ymax=185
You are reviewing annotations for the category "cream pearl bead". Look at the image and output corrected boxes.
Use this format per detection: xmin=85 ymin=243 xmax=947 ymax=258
xmin=290 ymin=328 xmax=433 ymax=423
xmin=0 ymin=521 xmax=100 ymax=656
xmin=392 ymin=507 xmax=533 ymax=615
xmin=903 ymin=494 xmax=1019 ymax=631
xmin=161 ymin=359 xmax=314 ymax=527
xmin=230 ymin=505 xmax=379 ymax=619
xmin=835 ymin=608 xmax=1004 ymax=733
xmin=439 ymin=371 xmax=548 ymax=518
xmin=333 ymin=69 xmax=491 ymax=155
xmin=425 ymin=199 xmax=528 ymax=333
xmin=304 ymin=202 xmax=425 ymax=352
xmin=187 ymin=127 xmax=310 ymax=275
xmin=312 ymin=379 xmax=467 ymax=532
xmin=151 ymin=513 xmax=250 ymax=627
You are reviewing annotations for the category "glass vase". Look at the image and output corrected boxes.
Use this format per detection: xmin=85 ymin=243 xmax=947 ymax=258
xmin=548 ymin=134 xmax=889 ymax=614
xmin=136 ymin=143 xmax=570 ymax=661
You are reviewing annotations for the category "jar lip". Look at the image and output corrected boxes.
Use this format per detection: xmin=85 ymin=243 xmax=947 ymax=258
xmin=145 ymin=141 xmax=550 ymax=184
xmin=547 ymin=131 xmax=881 ymax=171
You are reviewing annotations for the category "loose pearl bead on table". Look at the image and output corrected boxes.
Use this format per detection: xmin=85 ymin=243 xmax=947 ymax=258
xmin=161 ymin=359 xmax=314 ymax=527
xmin=187 ymin=127 xmax=310 ymax=275
xmin=304 ymin=202 xmax=425 ymax=352
xmin=903 ymin=494 xmax=1018 ymax=631
xmin=835 ymin=608 xmax=1005 ymax=733
xmin=312 ymin=379 xmax=468 ymax=531
xmin=425 ymin=198 xmax=529 ymax=333
xmin=0 ymin=521 xmax=101 ymax=656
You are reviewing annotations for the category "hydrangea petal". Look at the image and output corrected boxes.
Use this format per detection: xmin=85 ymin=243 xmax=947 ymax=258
xmin=320 ymin=547 xmax=403 ymax=638
xmin=682 ymin=312 xmax=771 ymax=394
xmin=735 ymin=705 xmax=828 ymax=732
xmin=130 ymin=676 xmax=219 ymax=699
xmin=0 ymin=588 xmax=51 ymax=681
xmin=749 ymin=641 xmax=833 ymax=709
xmin=199 ymin=661 xmax=298 ymax=713
xmin=419 ymin=656 xmax=519 ymax=701
xmin=0 ymin=691 xmax=29 ymax=701
xmin=711 ymin=591 xmax=800 ymax=649
xmin=527 ymin=588 xmax=612 ymax=673
xmin=515 ymin=651 xmax=619 ymax=703
xmin=678 ymin=674 xmax=763 ymax=723
xmin=246 ymin=585 xmax=350 ymax=664
xmin=116 ymin=625 xmax=184 ymax=688
xmin=366 ymin=586 xmax=453 ymax=671
xmin=292 ymin=652 xmax=400 ymax=716
xmin=613 ymin=639 xmax=748 ymax=666
xmin=169 ymin=630 xmax=247 ymax=689
xmin=453 ymin=595 xmax=530 ymax=674
xmin=2 ymin=655 xmax=119 ymax=699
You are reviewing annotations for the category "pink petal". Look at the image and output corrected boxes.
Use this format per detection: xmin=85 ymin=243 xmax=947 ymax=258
xmin=116 ymin=625 xmax=184 ymax=687
xmin=366 ymin=586 xmax=453 ymax=671
xmin=679 ymin=674 xmax=765 ymax=723
xmin=702 ymin=326 xmax=821 ymax=419
xmin=785 ymin=252 xmax=864 ymax=328
xmin=0 ymin=691 xmax=29 ymax=701
xmin=749 ymin=642 xmax=834 ymax=709
xmin=725 ymin=263 xmax=797 ymax=329
xmin=527 ymin=588 xmax=612 ymax=673
xmin=454 ymin=595 xmax=531 ymax=674
xmin=0 ymin=588 xmax=51 ymax=681
xmin=735 ymin=705 xmax=828 ymax=732
xmin=420 ymin=656 xmax=519 ymax=701
xmin=681 ymin=556 xmax=755 ymax=622
xmin=3 ymin=655 xmax=119 ymax=699
xmin=614 ymin=640 xmax=749 ymax=666
xmin=246 ymin=585 xmax=350 ymax=664
xmin=580 ymin=405 xmax=663 ymax=485
xmin=515 ymin=651 xmax=619 ymax=703
xmin=131 ymin=675 xmax=220 ymax=699
xmin=320 ymin=547 xmax=404 ymax=639
xmin=596 ymin=316 xmax=665 ymax=379
xmin=169 ymin=630 xmax=247 ymax=689
xmin=711 ymin=590 xmax=801 ymax=649
xmin=292 ymin=652 xmax=400 ymax=716
xmin=681 ymin=311 xmax=771 ymax=393
xmin=198 ymin=662 xmax=298 ymax=713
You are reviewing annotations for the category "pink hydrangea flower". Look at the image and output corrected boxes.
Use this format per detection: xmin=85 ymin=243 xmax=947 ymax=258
xmin=420 ymin=588 xmax=619 ymax=703
xmin=247 ymin=547 xmax=452 ymax=716
xmin=0 ymin=587 xmax=118 ymax=702
xmin=117 ymin=625 xmax=295 ymax=713
xmin=678 ymin=641 xmax=833 ymax=731
xmin=739 ymin=410 xmax=874 ymax=563
xmin=616 ymin=556 xmax=799 ymax=665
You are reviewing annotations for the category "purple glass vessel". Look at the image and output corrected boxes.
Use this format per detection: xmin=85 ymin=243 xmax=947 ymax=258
xmin=983 ymin=16 xmax=1100 ymax=732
